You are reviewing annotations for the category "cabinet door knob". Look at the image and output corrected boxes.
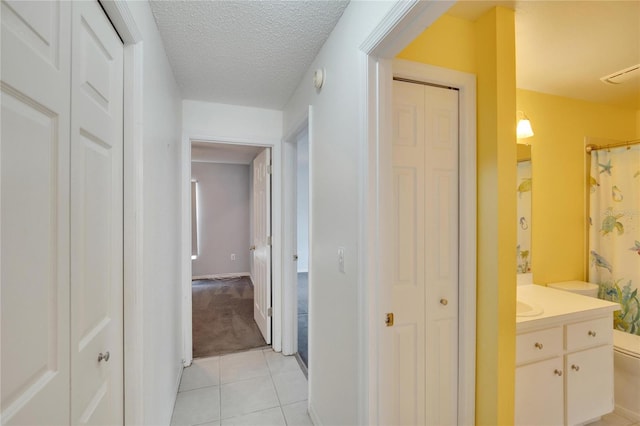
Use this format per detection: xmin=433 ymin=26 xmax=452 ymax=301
xmin=534 ymin=342 xmax=543 ymax=350
xmin=588 ymin=330 xmax=596 ymax=337
xmin=571 ymin=364 xmax=580 ymax=372
xmin=440 ymin=298 xmax=448 ymax=306
xmin=553 ymin=369 xmax=563 ymax=376
xmin=98 ymin=351 xmax=110 ymax=363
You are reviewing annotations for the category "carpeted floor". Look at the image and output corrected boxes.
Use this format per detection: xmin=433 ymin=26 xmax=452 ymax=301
xmin=192 ymin=277 xmax=267 ymax=358
xmin=297 ymin=272 xmax=309 ymax=366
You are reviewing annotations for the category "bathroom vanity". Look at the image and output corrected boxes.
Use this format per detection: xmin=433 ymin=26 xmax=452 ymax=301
xmin=515 ymin=285 xmax=620 ymax=426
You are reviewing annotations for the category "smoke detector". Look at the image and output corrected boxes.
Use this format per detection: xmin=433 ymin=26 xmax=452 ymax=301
xmin=600 ymin=64 xmax=640 ymax=85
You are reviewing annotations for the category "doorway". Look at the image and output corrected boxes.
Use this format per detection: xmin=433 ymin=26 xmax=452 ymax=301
xmin=295 ymin=128 xmax=310 ymax=368
xmin=189 ymin=142 xmax=272 ymax=358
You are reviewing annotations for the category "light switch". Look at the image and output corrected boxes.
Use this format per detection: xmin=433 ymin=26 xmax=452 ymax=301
xmin=338 ymin=247 xmax=345 ymax=273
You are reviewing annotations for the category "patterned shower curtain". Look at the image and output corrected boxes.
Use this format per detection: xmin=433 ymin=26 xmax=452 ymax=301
xmin=589 ymin=145 xmax=640 ymax=336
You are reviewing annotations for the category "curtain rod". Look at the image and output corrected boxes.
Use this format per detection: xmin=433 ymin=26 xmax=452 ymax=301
xmin=585 ymin=138 xmax=640 ymax=153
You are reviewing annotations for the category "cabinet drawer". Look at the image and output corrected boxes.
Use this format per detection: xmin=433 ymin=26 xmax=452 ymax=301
xmin=566 ymin=317 xmax=612 ymax=351
xmin=517 ymin=327 xmax=563 ymax=364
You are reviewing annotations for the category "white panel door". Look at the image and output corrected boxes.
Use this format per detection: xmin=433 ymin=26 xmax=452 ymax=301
xmin=1 ymin=1 xmax=72 ymax=424
xmin=384 ymin=80 xmax=459 ymax=425
xmin=69 ymin=1 xmax=124 ymax=424
xmin=253 ymin=148 xmax=272 ymax=344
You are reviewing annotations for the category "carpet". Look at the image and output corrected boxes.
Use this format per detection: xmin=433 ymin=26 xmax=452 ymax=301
xmin=297 ymin=272 xmax=309 ymax=366
xmin=192 ymin=276 xmax=267 ymax=358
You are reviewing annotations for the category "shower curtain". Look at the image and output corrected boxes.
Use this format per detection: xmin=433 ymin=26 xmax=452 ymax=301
xmin=589 ymin=145 xmax=640 ymax=336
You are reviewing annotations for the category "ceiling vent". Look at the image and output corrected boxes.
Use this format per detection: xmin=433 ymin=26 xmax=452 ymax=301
xmin=600 ymin=64 xmax=640 ymax=85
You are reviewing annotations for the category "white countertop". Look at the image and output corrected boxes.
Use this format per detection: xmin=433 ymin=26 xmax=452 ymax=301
xmin=517 ymin=284 xmax=620 ymax=332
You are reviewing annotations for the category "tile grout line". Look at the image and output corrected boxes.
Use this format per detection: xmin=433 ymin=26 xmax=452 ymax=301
xmin=264 ymin=349 xmax=289 ymax=426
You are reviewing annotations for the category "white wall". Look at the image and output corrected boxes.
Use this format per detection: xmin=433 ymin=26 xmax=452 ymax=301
xmin=296 ymin=129 xmax=309 ymax=272
xmin=282 ymin=2 xmax=395 ymax=424
xmin=127 ymin=2 xmax=184 ymax=424
xmin=183 ymin=100 xmax=283 ymax=142
xmin=191 ymin=162 xmax=251 ymax=276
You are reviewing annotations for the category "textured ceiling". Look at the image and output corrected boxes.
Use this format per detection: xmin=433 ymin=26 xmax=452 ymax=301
xmin=149 ymin=0 xmax=349 ymax=109
xmin=449 ymin=1 xmax=640 ymax=109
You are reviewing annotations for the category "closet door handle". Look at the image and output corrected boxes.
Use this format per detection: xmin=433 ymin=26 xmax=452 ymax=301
xmin=98 ymin=351 xmax=110 ymax=363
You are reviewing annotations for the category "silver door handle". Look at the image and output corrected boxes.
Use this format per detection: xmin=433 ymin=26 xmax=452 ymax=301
xmin=98 ymin=351 xmax=110 ymax=363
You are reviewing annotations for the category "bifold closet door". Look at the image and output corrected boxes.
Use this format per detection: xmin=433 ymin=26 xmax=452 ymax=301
xmin=383 ymin=79 xmax=460 ymax=425
xmin=1 ymin=1 xmax=72 ymax=424
xmin=70 ymin=1 xmax=124 ymax=424
xmin=1 ymin=0 xmax=124 ymax=424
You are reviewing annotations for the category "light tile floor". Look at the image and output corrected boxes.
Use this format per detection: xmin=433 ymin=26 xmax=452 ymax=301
xmin=172 ymin=348 xmax=313 ymax=426
xmin=588 ymin=412 xmax=640 ymax=426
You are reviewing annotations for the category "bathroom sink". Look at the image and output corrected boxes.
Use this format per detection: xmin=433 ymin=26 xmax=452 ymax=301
xmin=516 ymin=300 xmax=544 ymax=317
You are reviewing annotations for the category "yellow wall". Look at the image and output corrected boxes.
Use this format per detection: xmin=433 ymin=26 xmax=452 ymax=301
xmin=397 ymin=14 xmax=476 ymax=74
xmin=398 ymin=8 xmax=517 ymax=425
xmin=517 ymin=90 xmax=638 ymax=284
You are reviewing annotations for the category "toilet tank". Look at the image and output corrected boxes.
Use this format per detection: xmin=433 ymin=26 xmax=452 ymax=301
xmin=547 ymin=280 xmax=599 ymax=298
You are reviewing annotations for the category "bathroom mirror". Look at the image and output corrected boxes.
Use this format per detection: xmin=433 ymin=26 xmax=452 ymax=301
xmin=517 ymin=144 xmax=532 ymax=275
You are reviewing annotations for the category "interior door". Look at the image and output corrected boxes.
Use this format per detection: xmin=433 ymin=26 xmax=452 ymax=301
xmin=69 ymin=1 xmax=124 ymax=424
xmin=381 ymin=79 xmax=459 ymax=425
xmin=253 ymin=148 xmax=272 ymax=344
xmin=1 ymin=1 xmax=72 ymax=424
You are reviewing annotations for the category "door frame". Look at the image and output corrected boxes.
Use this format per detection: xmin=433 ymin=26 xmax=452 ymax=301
xmin=360 ymin=2 xmax=477 ymax=424
xmin=282 ymin=106 xmax=313 ymax=357
xmin=180 ymin=136 xmax=283 ymax=365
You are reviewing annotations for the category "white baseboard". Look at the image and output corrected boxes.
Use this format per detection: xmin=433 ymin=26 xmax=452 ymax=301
xmin=308 ymin=402 xmax=320 ymax=426
xmin=192 ymin=272 xmax=250 ymax=280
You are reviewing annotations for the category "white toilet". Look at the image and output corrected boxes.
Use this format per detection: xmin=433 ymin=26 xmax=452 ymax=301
xmin=547 ymin=280 xmax=599 ymax=298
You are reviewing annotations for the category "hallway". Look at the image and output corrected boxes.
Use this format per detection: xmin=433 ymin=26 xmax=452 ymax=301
xmin=171 ymin=349 xmax=311 ymax=425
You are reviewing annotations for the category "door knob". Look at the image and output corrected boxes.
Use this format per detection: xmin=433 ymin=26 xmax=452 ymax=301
xmin=249 ymin=246 xmax=256 ymax=251
xmin=98 ymin=351 xmax=110 ymax=363
xmin=293 ymin=254 xmax=299 ymax=261
xmin=571 ymin=364 xmax=580 ymax=372
xmin=440 ymin=298 xmax=448 ymax=306
xmin=553 ymin=369 xmax=563 ymax=376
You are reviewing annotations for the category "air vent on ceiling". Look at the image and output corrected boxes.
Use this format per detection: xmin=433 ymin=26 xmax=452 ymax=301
xmin=600 ymin=64 xmax=640 ymax=85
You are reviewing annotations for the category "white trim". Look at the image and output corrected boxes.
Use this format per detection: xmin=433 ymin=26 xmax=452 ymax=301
xmin=101 ymin=1 xmax=145 ymax=424
xmin=99 ymin=0 xmax=142 ymax=44
xmin=181 ymin=137 xmax=284 ymax=361
xmin=181 ymin=134 xmax=193 ymax=366
xmin=360 ymin=0 xmax=455 ymax=57
xmin=360 ymin=5 xmax=477 ymax=423
xmin=192 ymin=273 xmax=250 ymax=280
xmin=282 ymin=109 xmax=312 ymax=357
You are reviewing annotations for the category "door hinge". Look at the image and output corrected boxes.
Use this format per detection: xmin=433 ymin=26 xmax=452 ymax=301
xmin=267 ymin=307 xmax=273 ymax=317
xmin=267 ymin=164 xmax=273 ymax=175
xmin=267 ymin=235 xmax=272 ymax=246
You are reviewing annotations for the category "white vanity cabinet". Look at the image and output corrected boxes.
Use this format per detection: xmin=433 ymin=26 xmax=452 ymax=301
xmin=565 ymin=318 xmax=614 ymax=425
xmin=515 ymin=327 xmax=565 ymax=426
xmin=515 ymin=286 xmax=618 ymax=426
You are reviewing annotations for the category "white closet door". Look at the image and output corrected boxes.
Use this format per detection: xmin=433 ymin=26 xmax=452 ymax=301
xmin=1 ymin=1 xmax=72 ymax=424
xmin=69 ymin=1 xmax=124 ymax=424
xmin=253 ymin=148 xmax=272 ymax=344
xmin=382 ymin=80 xmax=459 ymax=425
